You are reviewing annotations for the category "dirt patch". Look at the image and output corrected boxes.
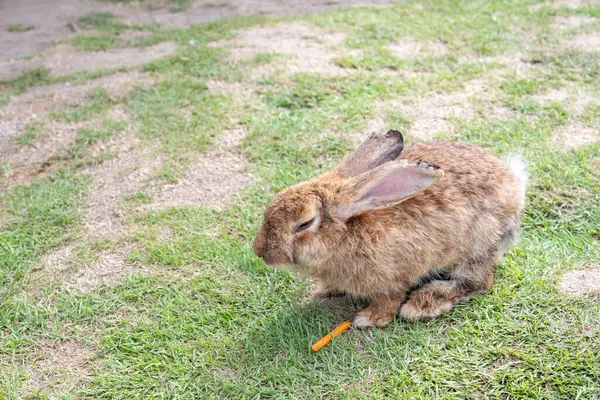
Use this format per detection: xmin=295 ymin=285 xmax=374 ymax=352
xmin=559 ymin=264 xmax=600 ymax=296
xmin=392 ymin=79 xmax=510 ymax=140
xmin=0 ymin=41 xmax=176 ymax=80
xmin=556 ymin=122 xmax=599 ymax=148
xmin=386 ymin=37 xmax=449 ymax=58
xmin=145 ymin=127 xmax=254 ymax=210
xmin=206 ymin=78 xmax=257 ymax=100
xmin=351 ymin=78 xmax=513 ymax=142
xmin=117 ymin=29 xmax=153 ymax=42
xmin=83 ymin=132 xmax=164 ymax=236
xmin=553 ymin=15 xmax=597 ymax=30
xmin=0 ymin=71 xmax=153 ymax=186
xmin=533 ymin=87 xmax=599 ymax=114
xmin=462 ymin=52 xmax=547 ymax=79
xmin=534 ymin=88 xmax=571 ymax=104
xmin=0 ymin=0 xmax=395 ymax=62
xmin=0 ymin=69 xmax=152 ymax=138
xmin=568 ymin=32 xmax=600 ymax=52
xmin=21 ymin=339 xmax=95 ymax=398
xmin=35 ymin=242 xmax=150 ymax=293
xmin=70 ymin=251 xmax=149 ymax=292
xmin=530 ymin=0 xmax=590 ymax=10
xmin=532 ymin=87 xmax=600 ymax=148
xmin=213 ymin=22 xmax=348 ymax=76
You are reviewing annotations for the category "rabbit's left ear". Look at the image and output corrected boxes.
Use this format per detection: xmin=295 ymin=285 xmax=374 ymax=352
xmin=335 ymin=130 xmax=404 ymax=177
xmin=336 ymin=161 xmax=443 ymax=219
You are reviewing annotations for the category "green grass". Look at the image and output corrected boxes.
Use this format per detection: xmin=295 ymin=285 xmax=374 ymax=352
xmin=13 ymin=123 xmax=41 ymax=146
xmin=0 ymin=172 xmax=88 ymax=301
xmin=77 ymin=12 xmax=124 ymax=35
xmin=7 ymin=24 xmax=35 ymax=33
xmin=51 ymin=88 xmax=117 ymax=123
xmin=72 ymin=12 xmax=162 ymax=51
xmin=72 ymin=34 xmax=116 ymax=52
xmin=109 ymin=0 xmax=192 ymax=11
xmin=1 ymin=0 xmax=600 ymax=398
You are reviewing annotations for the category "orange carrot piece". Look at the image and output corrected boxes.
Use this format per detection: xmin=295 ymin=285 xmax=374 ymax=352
xmin=311 ymin=320 xmax=352 ymax=352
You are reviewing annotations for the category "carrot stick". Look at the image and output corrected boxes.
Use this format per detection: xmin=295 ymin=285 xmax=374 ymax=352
xmin=311 ymin=320 xmax=352 ymax=352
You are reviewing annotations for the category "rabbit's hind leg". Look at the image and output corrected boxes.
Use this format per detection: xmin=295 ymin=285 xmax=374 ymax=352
xmin=399 ymin=259 xmax=494 ymax=321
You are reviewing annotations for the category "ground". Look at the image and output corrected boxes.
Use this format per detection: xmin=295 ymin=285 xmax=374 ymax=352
xmin=0 ymin=0 xmax=599 ymax=398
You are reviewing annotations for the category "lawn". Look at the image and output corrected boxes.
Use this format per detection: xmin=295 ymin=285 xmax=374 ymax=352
xmin=0 ymin=0 xmax=599 ymax=398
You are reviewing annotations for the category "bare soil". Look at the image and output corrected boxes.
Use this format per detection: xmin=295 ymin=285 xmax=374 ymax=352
xmin=83 ymin=131 xmax=164 ymax=236
xmin=553 ymin=15 xmax=597 ymax=30
xmin=568 ymin=32 xmax=600 ymax=52
xmin=386 ymin=37 xmax=448 ymax=58
xmin=532 ymin=87 xmax=600 ymax=148
xmin=1 ymin=71 xmax=154 ymax=186
xmin=393 ymin=79 xmax=504 ymax=140
xmin=39 ymin=244 xmax=151 ymax=292
xmin=145 ymin=127 xmax=254 ymax=210
xmin=0 ymin=42 xmax=176 ymax=80
xmin=557 ymin=122 xmax=600 ymax=148
xmin=0 ymin=0 xmax=396 ymax=62
xmin=21 ymin=339 xmax=95 ymax=398
xmin=213 ymin=22 xmax=349 ymax=76
xmin=559 ymin=264 xmax=600 ymax=296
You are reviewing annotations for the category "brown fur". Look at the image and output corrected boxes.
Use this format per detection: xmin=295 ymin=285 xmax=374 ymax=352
xmin=253 ymin=136 xmax=526 ymax=328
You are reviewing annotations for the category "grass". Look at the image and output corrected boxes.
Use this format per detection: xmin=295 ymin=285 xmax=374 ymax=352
xmin=7 ymin=24 xmax=35 ymax=33
xmin=13 ymin=123 xmax=41 ymax=146
xmin=72 ymin=34 xmax=116 ymax=52
xmin=1 ymin=0 xmax=600 ymax=398
xmin=51 ymin=88 xmax=117 ymax=123
xmin=71 ymin=12 xmax=163 ymax=52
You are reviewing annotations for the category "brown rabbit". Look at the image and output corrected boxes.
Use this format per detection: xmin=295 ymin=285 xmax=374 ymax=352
xmin=253 ymin=130 xmax=527 ymax=328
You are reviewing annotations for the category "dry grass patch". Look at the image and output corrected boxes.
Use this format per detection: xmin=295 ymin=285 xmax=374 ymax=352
xmin=206 ymin=78 xmax=257 ymax=101
xmin=83 ymin=132 xmax=164 ymax=236
xmin=0 ymin=42 xmax=175 ymax=80
xmin=568 ymin=32 xmax=600 ymax=52
xmin=530 ymin=0 xmax=592 ymax=10
xmin=144 ymin=127 xmax=254 ymax=210
xmin=532 ymin=87 xmax=600 ymax=148
xmin=392 ymin=79 xmax=510 ymax=140
xmin=212 ymin=22 xmax=349 ymax=77
xmin=21 ymin=339 xmax=95 ymax=398
xmin=386 ymin=37 xmax=448 ymax=58
xmin=556 ymin=122 xmax=599 ymax=148
xmin=553 ymin=15 xmax=597 ymax=30
xmin=31 ymin=238 xmax=151 ymax=294
xmin=0 ymin=70 xmax=153 ymax=158
xmin=559 ymin=264 xmax=600 ymax=296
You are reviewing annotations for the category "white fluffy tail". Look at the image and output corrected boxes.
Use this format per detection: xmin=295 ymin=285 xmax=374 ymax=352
xmin=503 ymin=152 xmax=529 ymax=206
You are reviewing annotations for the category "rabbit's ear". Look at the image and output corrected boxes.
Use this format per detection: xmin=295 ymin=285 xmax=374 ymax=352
xmin=336 ymin=161 xmax=443 ymax=219
xmin=335 ymin=130 xmax=404 ymax=177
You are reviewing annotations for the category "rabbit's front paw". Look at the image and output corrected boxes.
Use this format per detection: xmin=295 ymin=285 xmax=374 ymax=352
xmin=353 ymin=309 xmax=394 ymax=328
xmin=353 ymin=295 xmax=404 ymax=328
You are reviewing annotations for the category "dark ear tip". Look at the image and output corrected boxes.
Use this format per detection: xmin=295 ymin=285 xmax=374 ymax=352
xmin=385 ymin=129 xmax=404 ymax=141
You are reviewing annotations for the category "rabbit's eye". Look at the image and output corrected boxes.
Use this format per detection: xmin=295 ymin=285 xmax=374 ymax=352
xmin=295 ymin=217 xmax=316 ymax=233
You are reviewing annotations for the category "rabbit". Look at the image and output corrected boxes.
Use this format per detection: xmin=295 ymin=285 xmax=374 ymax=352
xmin=253 ymin=130 xmax=528 ymax=328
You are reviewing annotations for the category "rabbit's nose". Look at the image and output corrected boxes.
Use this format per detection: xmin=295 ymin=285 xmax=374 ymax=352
xmin=253 ymin=242 xmax=264 ymax=258
xmin=253 ymin=233 xmax=265 ymax=258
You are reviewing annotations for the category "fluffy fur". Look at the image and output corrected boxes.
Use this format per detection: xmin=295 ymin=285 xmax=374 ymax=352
xmin=253 ymin=133 xmax=528 ymax=328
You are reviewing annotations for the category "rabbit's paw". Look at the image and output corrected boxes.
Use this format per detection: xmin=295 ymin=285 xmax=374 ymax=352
xmin=353 ymin=296 xmax=403 ymax=328
xmin=400 ymin=281 xmax=456 ymax=321
xmin=353 ymin=309 xmax=395 ymax=328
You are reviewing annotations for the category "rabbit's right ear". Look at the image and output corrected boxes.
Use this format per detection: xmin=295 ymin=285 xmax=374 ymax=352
xmin=335 ymin=130 xmax=404 ymax=177
xmin=336 ymin=161 xmax=443 ymax=220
